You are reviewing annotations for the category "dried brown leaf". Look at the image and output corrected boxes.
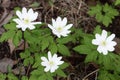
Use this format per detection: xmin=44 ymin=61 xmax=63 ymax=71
xmin=1 ymin=0 xmax=11 ymax=8
xmin=12 ymin=66 xmax=25 ymax=75
xmin=0 ymin=58 xmax=14 ymax=73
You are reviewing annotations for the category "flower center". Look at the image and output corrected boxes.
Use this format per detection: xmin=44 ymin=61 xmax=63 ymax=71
xmin=49 ymin=61 xmax=54 ymax=66
xmin=56 ymin=27 xmax=62 ymax=32
xmin=101 ymin=41 xmax=106 ymax=46
xmin=23 ymin=18 xmax=30 ymax=24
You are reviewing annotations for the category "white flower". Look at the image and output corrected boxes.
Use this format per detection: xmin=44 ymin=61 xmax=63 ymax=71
xmin=92 ymin=30 xmax=117 ymax=55
xmin=48 ymin=16 xmax=73 ymax=38
xmin=13 ymin=7 xmax=41 ymax=31
xmin=41 ymin=51 xmax=64 ymax=73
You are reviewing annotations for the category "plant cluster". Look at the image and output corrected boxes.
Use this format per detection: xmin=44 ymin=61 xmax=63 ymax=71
xmin=0 ymin=1 xmax=120 ymax=80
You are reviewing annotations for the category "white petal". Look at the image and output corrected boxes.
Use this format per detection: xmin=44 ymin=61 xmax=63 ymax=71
xmin=13 ymin=19 xmax=21 ymax=24
xmin=28 ymin=25 xmax=35 ymax=30
xmin=48 ymin=51 xmax=52 ymax=61
xmin=107 ymin=46 xmax=115 ymax=51
xmin=22 ymin=7 xmax=27 ymax=14
xmin=95 ymin=34 xmax=101 ymax=39
xmin=44 ymin=66 xmax=50 ymax=72
xmin=62 ymin=17 xmax=67 ymax=27
xmin=50 ymin=65 xmax=58 ymax=73
xmin=41 ymin=57 xmax=48 ymax=62
xmin=92 ymin=39 xmax=98 ymax=45
xmin=28 ymin=8 xmax=34 ymax=14
xmin=106 ymin=34 xmax=115 ymax=42
xmin=56 ymin=17 xmax=62 ymax=23
xmin=52 ymin=54 xmax=57 ymax=59
xmin=97 ymin=46 xmax=108 ymax=55
xmin=16 ymin=25 xmax=22 ymax=28
xmin=16 ymin=11 xmax=22 ymax=19
xmin=102 ymin=50 xmax=108 ymax=55
xmin=52 ymin=18 xmax=56 ymax=27
xmin=21 ymin=27 xmax=27 ymax=31
xmin=32 ymin=12 xmax=38 ymax=21
xmin=101 ymin=30 xmax=107 ymax=39
xmin=64 ymin=24 xmax=73 ymax=30
xmin=32 ymin=22 xmax=41 ymax=25
xmin=57 ymin=61 xmax=64 ymax=65
xmin=52 ymin=30 xmax=61 ymax=38
xmin=111 ymin=41 xmax=117 ymax=46
xmin=41 ymin=62 xmax=48 ymax=66
xmin=48 ymin=24 xmax=54 ymax=30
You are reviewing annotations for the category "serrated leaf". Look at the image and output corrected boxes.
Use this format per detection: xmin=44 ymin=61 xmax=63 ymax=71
xmin=93 ymin=25 xmax=102 ymax=34
xmin=56 ymin=69 xmax=66 ymax=77
xmin=73 ymin=45 xmax=91 ymax=54
xmin=102 ymin=15 xmax=112 ymax=27
xmin=13 ymin=30 xmax=22 ymax=46
xmin=7 ymin=73 xmax=18 ymax=80
xmin=0 ymin=73 xmax=6 ymax=80
xmin=20 ymin=50 xmax=30 ymax=59
xmin=56 ymin=36 xmax=73 ymax=44
xmin=49 ymin=43 xmax=57 ymax=53
xmin=95 ymin=13 xmax=103 ymax=22
xmin=88 ymin=4 xmax=102 ymax=16
xmin=4 ymin=22 xmax=17 ymax=30
xmin=0 ymin=30 xmax=15 ymax=42
xmin=57 ymin=44 xmax=70 ymax=56
xmin=23 ymin=56 xmax=34 ymax=66
xmin=41 ymin=38 xmax=49 ymax=51
xmin=85 ymin=51 xmax=98 ymax=63
xmin=24 ymin=31 xmax=36 ymax=44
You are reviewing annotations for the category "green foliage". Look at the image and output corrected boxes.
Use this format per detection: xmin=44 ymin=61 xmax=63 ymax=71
xmin=88 ymin=3 xmax=119 ymax=27
xmin=115 ymin=0 xmax=120 ymax=5
xmin=74 ymin=26 xmax=120 ymax=80
xmin=98 ymin=69 xmax=120 ymax=80
xmin=0 ymin=73 xmax=6 ymax=80
xmin=20 ymin=49 xmax=34 ymax=66
xmin=57 ymin=44 xmax=70 ymax=56
xmin=7 ymin=73 xmax=18 ymax=80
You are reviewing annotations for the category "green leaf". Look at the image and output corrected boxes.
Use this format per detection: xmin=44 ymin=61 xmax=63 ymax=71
xmin=56 ymin=69 xmax=66 ymax=77
xmin=30 ymin=2 xmax=40 ymax=7
xmin=60 ymin=62 xmax=69 ymax=69
xmin=0 ymin=30 xmax=15 ymax=42
xmin=93 ymin=25 xmax=102 ymax=34
xmin=4 ymin=22 xmax=17 ymax=30
xmin=95 ymin=13 xmax=103 ymax=22
xmin=13 ymin=30 xmax=22 ymax=46
xmin=24 ymin=56 xmax=34 ymax=66
xmin=49 ymin=43 xmax=57 ymax=53
xmin=73 ymin=45 xmax=91 ymax=54
xmin=115 ymin=0 xmax=120 ymax=5
xmin=102 ymin=15 xmax=112 ymax=27
xmin=57 ymin=44 xmax=70 ymax=56
xmin=21 ymin=76 xmax=28 ymax=80
xmin=85 ymin=51 xmax=98 ymax=63
xmin=24 ymin=31 xmax=36 ymax=44
xmin=56 ymin=36 xmax=73 ymax=44
xmin=41 ymin=38 xmax=49 ymax=51
xmin=46 ymin=73 xmax=53 ymax=80
xmin=7 ymin=73 xmax=18 ymax=80
xmin=0 ymin=73 xmax=6 ymax=80
xmin=20 ymin=50 xmax=30 ymax=59
xmin=88 ymin=4 xmax=102 ymax=16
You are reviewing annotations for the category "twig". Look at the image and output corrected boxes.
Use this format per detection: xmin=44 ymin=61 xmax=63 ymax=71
xmin=82 ymin=69 xmax=99 ymax=80
xmin=26 ymin=64 xmax=31 ymax=76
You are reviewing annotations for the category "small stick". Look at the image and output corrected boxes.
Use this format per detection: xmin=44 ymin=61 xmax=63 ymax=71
xmin=82 ymin=69 xmax=99 ymax=80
